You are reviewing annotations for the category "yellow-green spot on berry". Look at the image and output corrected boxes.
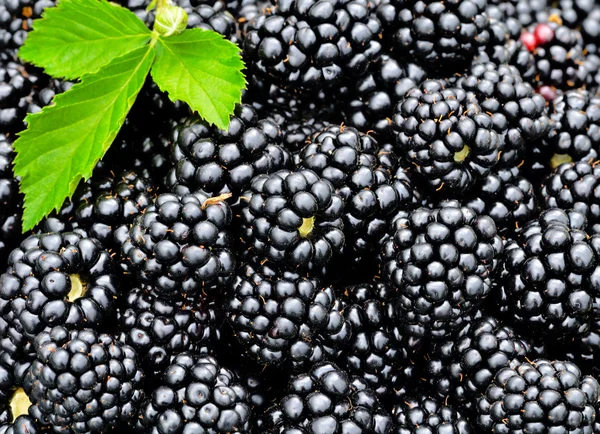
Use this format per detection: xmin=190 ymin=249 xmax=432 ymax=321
xmin=299 ymin=217 xmax=315 ymax=238
xmin=67 ymin=274 xmax=86 ymax=302
xmin=10 ymin=388 xmax=31 ymax=420
xmin=551 ymin=153 xmax=573 ymax=169
xmin=454 ymin=145 xmax=470 ymax=163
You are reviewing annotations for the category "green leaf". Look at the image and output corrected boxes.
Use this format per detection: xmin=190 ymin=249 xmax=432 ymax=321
xmin=151 ymin=29 xmax=245 ymax=129
xmin=14 ymin=45 xmax=155 ymax=231
xmin=18 ymin=0 xmax=151 ymax=80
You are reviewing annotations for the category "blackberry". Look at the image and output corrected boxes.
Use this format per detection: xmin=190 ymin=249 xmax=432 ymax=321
xmin=528 ymin=88 xmax=600 ymax=179
xmin=462 ymin=166 xmax=537 ymax=237
xmin=522 ymin=21 xmax=598 ymax=90
xmin=0 ymin=0 xmax=55 ymax=50
xmin=540 ymin=161 xmax=600 ymax=234
xmin=135 ymin=353 xmax=252 ymax=434
xmin=243 ymin=0 xmax=382 ymax=91
xmin=498 ymin=208 xmax=599 ymax=338
xmin=226 ymin=258 xmax=350 ymax=369
xmin=167 ymin=104 xmax=292 ymax=200
xmin=391 ymin=394 xmax=473 ymax=434
xmin=336 ymin=282 xmax=424 ymax=397
xmin=279 ymin=118 xmax=330 ymax=153
xmin=120 ymin=192 xmax=235 ymax=298
xmin=476 ymin=359 xmax=600 ymax=434
xmin=376 ymin=0 xmax=490 ymax=68
xmin=0 ymin=232 xmax=119 ymax=359
xmin=337 ymin=55 xmax=427 ymax=140
xmin=381 ymin=205 xmax=503 ymax=340
xmin=392 ymin=80 xmax=502 ymax=193
xmin=299 ymin=124 xmax=420 ymax=260
xmin=455 ymin=62 xmax=551 ymax=168
xmin=53 ymin=169 xmax=155 ymax=249
xmin=24 ymin=326 xmax=144 ymax=434
xmin=117 ymin=286 xmax=222 ymax=377
xmin=0 ymin=136 xmax=21 ymax=265
xmin=0 ymin=350 xmax=41 ymax=434
xmin=264 ymin=361 xmax=393 ymax=434
xmin=426 ymin=316 xmax=532 ymax=413
xmin=240 ymin=169 xmax=345 ymax=270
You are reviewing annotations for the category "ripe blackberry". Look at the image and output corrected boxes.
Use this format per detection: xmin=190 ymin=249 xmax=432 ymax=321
xmin=381 ymin=205 xmax=503 ymax=340
xmin=136 ymin=353 xmax=252 ymax=434
xmin=167 ymin=104 xmax=292 ymax=200
xmin=462 ymin=166 xmax=537 ymax=237
xmin=226 ymin=258 xmax=350 ymax=370
xmin=0 ymin=0 xmax=55 ymax=50
xmin=53 ymin=169 xmax=155 ymax=249
xmin=0 ymin=232 xmax=119 ymax=359
xmin=24 ymin=326 xmax=144 ymax=434
xmin=243 ymin=0 xmax=382 ymax=91
xmin=529 ymin=89 xmax=600 ymax=179
xmin=476 ymin=359 xmax=600 ymax=434
xmin=0 ymin=55 xmax=48 ymax=134
xmin=117 ymin=287 xmax=222 ymax=377
xmin=240 ymin=169 xmax=345 ymax=270
xmin=473 ymin=17 xmax=536 ymax=82
xmin=336 ymin=282 xmax=424 ymax=397
xmin=455 ymin=62 xmax=551 ymax=168
xmin=120 ymin=192 xmax=235 ymax=298
xmin=376 ymin=0 xmax=490 ymax=68
xmin=0 ymin=136 xmax=21 ymax=265
xmin=0 ymin=350 xmax=41 ymax=434
xmin=426 ymin=316 xmax=532 ymax=413
xmin=498 ymin=208 xmax=599 ymax=338
xmin=522 ymin=21 xmax=598 ymax=89
xmin=299 ymin=124 xmax=421 ymax=260
xmin=265 ymin=361 xmax=393 ymax=434
xmin=392 ymin=80 xmax=502 ymax=193
xmin=540 ymin=161 xmax=600 ymax=234
xmin=337 ymin=55 xmax=427 ymax=140
xmin=391 ymin=394 xmax=473 ymax=434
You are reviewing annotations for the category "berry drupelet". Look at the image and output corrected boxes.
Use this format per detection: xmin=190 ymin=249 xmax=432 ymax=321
xmin=393 ymin=79 xmax=502 ymax=193
xmin=243 ymin=0 xmax=382 ymax=91
xmin=0 ymin=0 xmax=55 ymax=50
xmin=376 ymin=0 xmax=490 ymax=69
xmin=391 ymin=394 xmax=473 ymax=434
xmin=117 ymin=286 xmax=222 ymax=378
xmin=120 ymin=192 xmax=235 ymax=298
xmin=226 ymin=258 xmax=350 ymax=370
xmin=426 ymin=316 xmax=532 ymax=413
xmin=24 ymin=326 xmax=144 ymax=434
xmin=135 ymin=353 xmax=252 ymax=434
xmin=528 ymin=88 xmax=600 ymax=179
xmin=167 ymin=104 xmax=292 ymax=200
xmin=462 ymin=166 xmax=537 ymax=237
xmin=240 ymin=169 xmax=345 ymax=270
xmin=476 ymin=359 xmax=600 ymax=434
xmin=498 ymin=208 xmax=599 ymax=338
xmin=381 ymin=205 xmax=503 ymax=340
xmin=455 ymin=62 xmax=551 ymax=168
xmin=540 ymin=161 xmax=600 ymax=234
xmin=264 ymin=361 xmax=393 ymax=434
xmin=0 ymin=232 xmax=119 ymax=359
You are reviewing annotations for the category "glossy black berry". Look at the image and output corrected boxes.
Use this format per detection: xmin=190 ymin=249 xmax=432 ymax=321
xmin=241 ymin=169 xmax=345 ymax=270
xmin=392 ymin=394 xmax=473 ymax=434
xmin=24 ymin=326 xmax=144 ymax=434
xmin=393 ymin=80 xmax=502 ymax=192
xmin=120 ymin=192 xmax=235 ymax=298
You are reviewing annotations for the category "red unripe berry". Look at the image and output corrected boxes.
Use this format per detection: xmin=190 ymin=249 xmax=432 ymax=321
xmin=534 ymin=23 xmax=555 ymax=46
xmin=520 ymin=32 xmax=537 ymax=51
xmin=537 ymin=85 xmax=557 ymax=102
